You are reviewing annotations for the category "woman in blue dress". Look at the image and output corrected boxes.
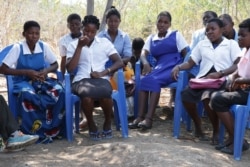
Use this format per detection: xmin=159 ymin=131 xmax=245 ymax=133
xmin=129 ymin=11 xmax=188 ymax=130
xmin=0 ymin=21 xmax=65 ymax=143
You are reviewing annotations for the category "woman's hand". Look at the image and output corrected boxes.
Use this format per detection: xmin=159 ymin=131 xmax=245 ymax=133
xmin=205 ymin=72 xmax=222 ymax=79
xmin=171 ymin=65 xmax=180 ymax=81
xmin=78 ymin=36 xmax=90 ymax=47
xmin=27 ymin=70 xmax=45 ymax=82
xmin=90 ymin=71 xmax=103 ymax=78
xmin=230 ymin=77 xmax=242 ymax=91
xmin=141 ymin=63 xmax=151 ymax=76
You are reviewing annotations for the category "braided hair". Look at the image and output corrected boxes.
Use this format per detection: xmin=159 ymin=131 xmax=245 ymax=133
xmin=82 ymin=15 xmax=100 ymax=30
xmin=105 ymin=6 xmax=121 ymax=20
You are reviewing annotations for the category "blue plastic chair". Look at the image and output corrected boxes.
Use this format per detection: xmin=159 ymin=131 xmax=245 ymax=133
xmin=64 ymin=68 xmax=129 ymax=142
xmin=218 ymin=92 xmax=250 ymax=160
xmin=172 ymin=70 xmax=208 ymax=138
xmin=6 ymin=75 xmax=18 ymax=118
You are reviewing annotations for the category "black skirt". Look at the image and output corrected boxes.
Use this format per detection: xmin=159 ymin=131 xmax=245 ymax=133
xmin=72 ymin=78 xmax=112 ymax=99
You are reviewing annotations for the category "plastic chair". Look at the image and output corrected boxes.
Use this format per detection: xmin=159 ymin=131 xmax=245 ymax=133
xmin=64 ymin=68 xmax=129 ymax=142
xmin=218 ymin=92 xmax=250 ymax=160
xmin=172 ymin=69 xmax=208 ymax=138
xmin=6 ymin=75 xmax=18 ymax=118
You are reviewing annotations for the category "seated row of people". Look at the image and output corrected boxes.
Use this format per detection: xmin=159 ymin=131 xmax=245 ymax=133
xmin=0 ymin=6 xmax=249 ymax=158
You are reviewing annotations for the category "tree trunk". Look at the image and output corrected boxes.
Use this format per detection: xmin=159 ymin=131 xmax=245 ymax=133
xmin=99 ymin=0 xmax=113 ymax=32
xmin=87 ymin=0 xmax=94 ymax=15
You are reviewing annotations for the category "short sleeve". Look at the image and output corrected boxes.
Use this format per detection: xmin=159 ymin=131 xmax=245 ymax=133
xmin=66 ymin=40 xmax=77 ymax=59
xmin=190 ymin=44 xmax=202 ymax=65
xmin=2 ymin=44 xmax=21 ymax=68
xmin=176 ymin=31 xmax=188 ymax=52
xmin=122 ymin=34 xmax=132 ymax=58
xmin=43 ymin=42 xmax=57 ymax=64
xmin=58 ymin=37 xmax=67 ymax=57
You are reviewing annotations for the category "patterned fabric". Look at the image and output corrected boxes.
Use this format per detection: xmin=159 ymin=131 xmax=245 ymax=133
xmin=13 ymin=43 xmax=65 ymax=143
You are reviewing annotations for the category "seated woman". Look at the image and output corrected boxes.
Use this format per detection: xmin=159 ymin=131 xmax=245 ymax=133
xmin=210 ymin=18 xmax=250 ymax=154
xmin=171 ymin=18 xmax=241 ymax=145
xmin=66 ymin=15 xmax=123 ymax=140
xmin=0 ymin=95 xmax=38 ymax=152
xmin=0 ymin=21 xmax=65 ymax=143
xmin=129 ymin=11 xmax=188 ymax=130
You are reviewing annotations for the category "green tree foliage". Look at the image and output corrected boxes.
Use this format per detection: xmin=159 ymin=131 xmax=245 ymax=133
xmin=0 ymin=0 xmax=250 ymax=55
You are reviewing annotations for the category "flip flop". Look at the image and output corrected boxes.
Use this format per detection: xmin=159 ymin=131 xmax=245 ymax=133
xmin=101 ymin=129 xmax=113 ymax=139
xmin=89 ymin=131 xmax=102 ymax=141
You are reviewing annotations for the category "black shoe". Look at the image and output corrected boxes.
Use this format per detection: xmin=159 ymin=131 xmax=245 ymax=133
xmin=138 ymin=118 xmax=152 ymax=130
xmin=215 ymin=142 xmax=232 ymax=150
xmin=128 ymin=121 xmax=140 ymax=129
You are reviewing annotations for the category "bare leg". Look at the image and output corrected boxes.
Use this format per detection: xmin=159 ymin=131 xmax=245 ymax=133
xmin=99 ymin=98 xmax=113 ymax=131
xmin=145 ymin=92 xmax=160 ymax=119
xmin=216 ymin=111 xmax=234 ymax=143
xmin=79 ymin=109 xmax=88 ymax=130
xmin=128 ymin=91 xmax=149 ymax=129
xmin=139 ymin=92 xmax=160 ymax=129
xmin=203 ymin=99 xmax=219 ymax=143
xmin=80 ymin=97 xmax=96 ymax=132
xmin=183 ymin=101 xmax=203 ymax=136
xmin=137 ymin=91 xmax=149 ymax=120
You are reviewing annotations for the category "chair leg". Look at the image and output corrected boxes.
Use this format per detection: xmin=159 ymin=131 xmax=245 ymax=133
xmin=173 ymin=99 xmax=183 ymax=138
xmin=112 ymin=92 xmax=128 ymax=138
xmin=233 ymin=106 xmax=249 ymax=160
xmin=66 ymin=100 xmax=73 ymax=142
xmin=113 ymin=100 xmax=120 ymax=131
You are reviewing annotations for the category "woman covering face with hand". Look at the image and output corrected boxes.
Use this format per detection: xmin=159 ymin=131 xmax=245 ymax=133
xmin=66 ymin=15 xmax=123 ymax=140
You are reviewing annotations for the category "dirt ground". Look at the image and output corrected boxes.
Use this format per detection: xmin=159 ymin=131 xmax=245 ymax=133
xmin=0 ymin=87 xmax=250 ymax=167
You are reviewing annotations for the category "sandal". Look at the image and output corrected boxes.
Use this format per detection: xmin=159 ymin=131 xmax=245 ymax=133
xmin=215 ymin=142 xmax=232 ymax=150
xmin=210 ymin=135 xmax=219 ymax=146
xmin=89 ymin=131 xmax=102 ymax=141
xmin=220 ymin=140 xmax=249 ymax=155
xmin=101 ymin=129 xmax=113 ymax=139
xmin=215 ymin=138 xmax=232 ymax=150
xmin=128 ymin=117 xmax=143 ymax=129
xmin=138 ymin=117 xmax=152 ymax=130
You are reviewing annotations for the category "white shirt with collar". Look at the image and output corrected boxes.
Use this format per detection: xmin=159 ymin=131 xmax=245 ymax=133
xmin=58 ymin=33 xmax=82 ymax=57
xmin=143 ymin=29 xmax=188 ymax=53
xmin=3 ymin=40 xmax=57 ymax=68
xmin=66 ymin=36 xmax=118 ymax=83
xmin=191 ymin=38 xmax=241 ymax=78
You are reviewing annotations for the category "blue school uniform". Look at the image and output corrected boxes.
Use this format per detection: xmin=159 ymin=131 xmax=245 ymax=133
xmin=13 ymin=43 xmax=65 ymax=143
xmin=140 ymin=31 xmax=182 ymax=92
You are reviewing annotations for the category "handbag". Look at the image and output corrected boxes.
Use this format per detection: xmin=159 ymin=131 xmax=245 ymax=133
xmin=189 ymin=77 xmax=226 ymax=89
